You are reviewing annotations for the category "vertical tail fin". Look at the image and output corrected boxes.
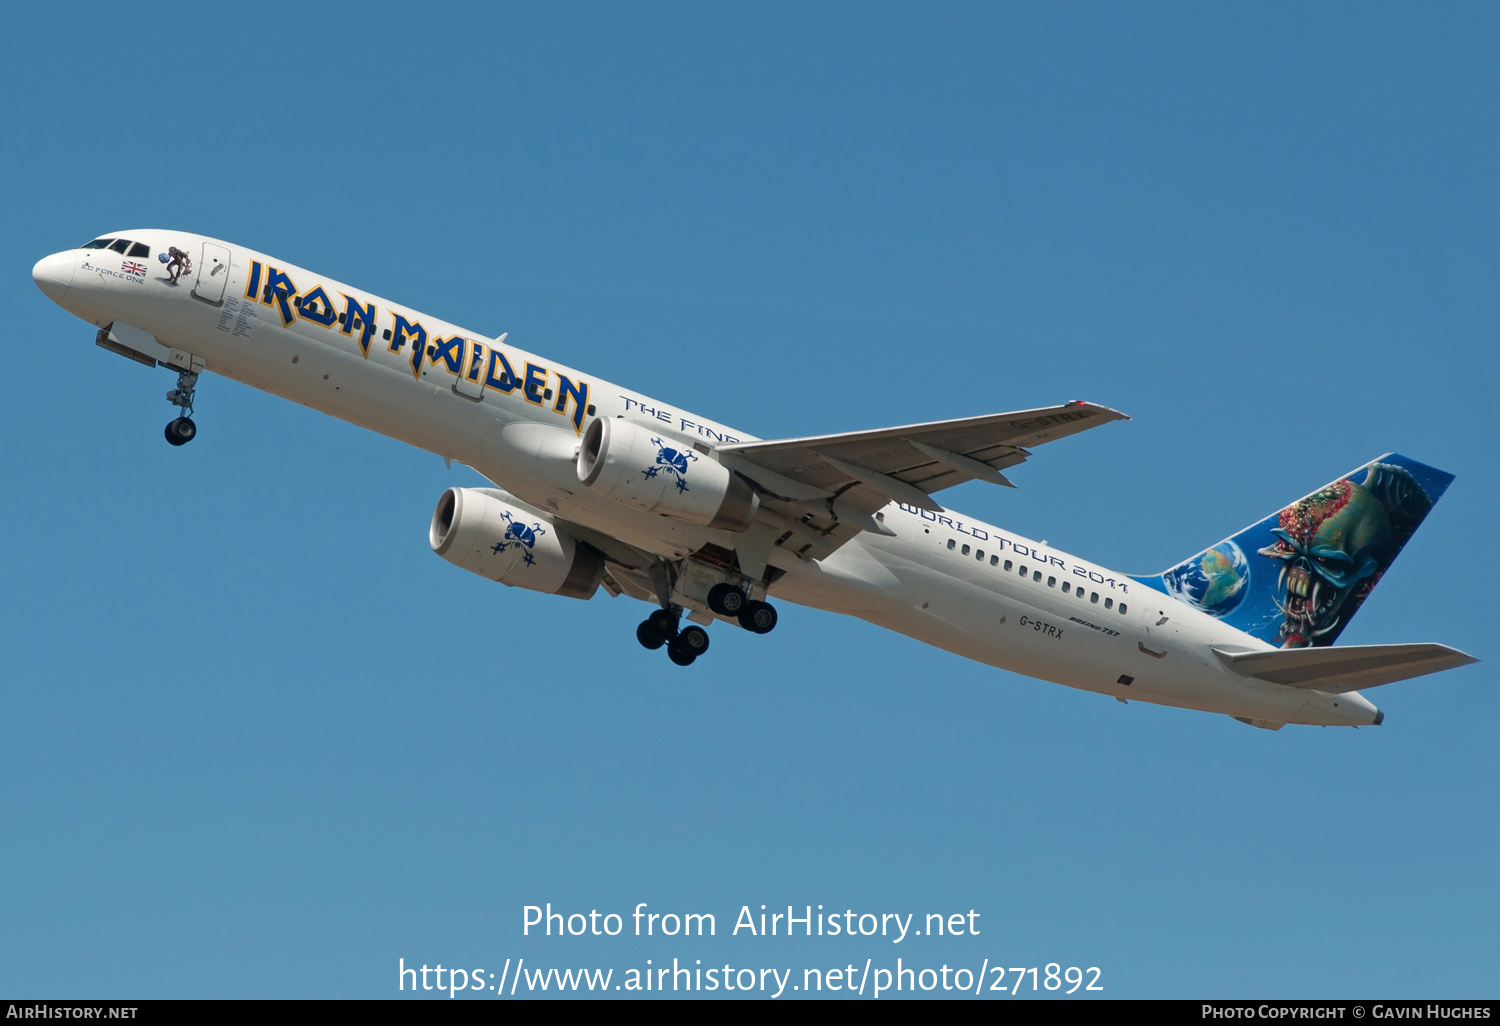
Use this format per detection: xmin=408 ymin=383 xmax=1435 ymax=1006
xmin=1130 ymin=454 xmax=1454 ymax=648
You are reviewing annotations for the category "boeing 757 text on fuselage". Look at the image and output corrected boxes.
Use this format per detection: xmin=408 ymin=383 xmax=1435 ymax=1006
xmin=32 ymin=231 xmax=1478 ymax=729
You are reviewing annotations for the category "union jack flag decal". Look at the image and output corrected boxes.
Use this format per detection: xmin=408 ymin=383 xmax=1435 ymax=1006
xmin=122 ymin=261 xmax=147 ymax=276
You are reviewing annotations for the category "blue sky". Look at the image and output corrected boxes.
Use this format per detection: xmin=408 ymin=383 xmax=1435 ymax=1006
xmin=2 ymin=2 xmax=1495 ymax=998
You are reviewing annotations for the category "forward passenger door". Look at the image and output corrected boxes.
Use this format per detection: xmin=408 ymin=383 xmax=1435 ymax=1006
xmin=192 ymin=242 xmax=231 ymax=306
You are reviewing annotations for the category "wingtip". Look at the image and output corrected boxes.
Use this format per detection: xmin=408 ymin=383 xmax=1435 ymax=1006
xmin=1440 ymin=645 xmax=1481 ymax=667
xmin=1070 ymin=400 xmax=1132 ymax=422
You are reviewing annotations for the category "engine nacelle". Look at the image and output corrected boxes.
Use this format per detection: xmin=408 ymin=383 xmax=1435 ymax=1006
xmin=429 ymin=488 xmax=603 ymax=599
xmin=575 ymin=417 xmax=759 ymax=531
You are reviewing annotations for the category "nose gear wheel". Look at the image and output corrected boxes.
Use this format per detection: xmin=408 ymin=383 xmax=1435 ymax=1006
xmin=164 ymin=417 xmax=197 ymax=446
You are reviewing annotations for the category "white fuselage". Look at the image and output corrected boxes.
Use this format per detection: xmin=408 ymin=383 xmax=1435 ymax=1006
xmin=34 ymin=230 xmax=1381 ymax=727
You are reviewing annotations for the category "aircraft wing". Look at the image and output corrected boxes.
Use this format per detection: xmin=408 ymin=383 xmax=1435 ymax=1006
xmin=1212 ymin=643 xmax=1479 ymax=693
xmin=714 ymin=401 xmax=1128 ymax=571
xmin=719 ymin=401 xmax=1127 ymax=510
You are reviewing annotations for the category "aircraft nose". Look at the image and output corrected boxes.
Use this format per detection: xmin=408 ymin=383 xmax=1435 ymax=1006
xmin=32 ymin=250 xmax=76 ymax=303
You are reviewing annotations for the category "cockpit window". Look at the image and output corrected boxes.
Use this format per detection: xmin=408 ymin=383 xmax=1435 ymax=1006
xmin=108 ymin=239 xmax=132 ymax=253
xmin=127 ymin=242 xmax=150 ymax=258
xmin=82 ymin=238 xmax=115 ymax=249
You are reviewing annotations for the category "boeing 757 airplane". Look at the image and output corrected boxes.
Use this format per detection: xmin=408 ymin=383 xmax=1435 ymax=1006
xmin=32 ymin=231 xmax=1477 ymax=729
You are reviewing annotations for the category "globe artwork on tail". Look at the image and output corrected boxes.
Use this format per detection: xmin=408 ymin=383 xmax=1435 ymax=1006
xmin=1163 ymin=541 xmax=1250 ymax=617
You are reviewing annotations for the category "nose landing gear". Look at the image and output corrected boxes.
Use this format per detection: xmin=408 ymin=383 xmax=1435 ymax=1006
xmin=164 ymin=366 xmax=199 ymax=446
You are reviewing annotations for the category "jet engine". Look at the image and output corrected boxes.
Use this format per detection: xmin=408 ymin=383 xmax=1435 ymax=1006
xmin=429 ymin=488 xmax=604 ymax=599
xmin=575 ymin=417 xmax=759 ymax=531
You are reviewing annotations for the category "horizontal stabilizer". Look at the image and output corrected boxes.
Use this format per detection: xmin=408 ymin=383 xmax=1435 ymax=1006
xmin=1213 ymin=643 xmax=1478 ymax=693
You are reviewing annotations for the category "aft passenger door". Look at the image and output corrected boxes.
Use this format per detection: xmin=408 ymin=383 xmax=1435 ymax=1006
xmin=192 ymin=242 xmax=231 ymax=306
xmin=1141 ymin=599 xmax=1178 ymax=658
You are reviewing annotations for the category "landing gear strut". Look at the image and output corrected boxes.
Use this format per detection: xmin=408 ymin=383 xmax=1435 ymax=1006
xmin=164 ymin=367 xmax=199 ymax=446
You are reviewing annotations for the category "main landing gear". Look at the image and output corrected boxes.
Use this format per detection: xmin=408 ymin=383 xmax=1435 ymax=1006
xmin=163 ymin=367 xmax=199 ymax=447
xmin=708 ymin=583 xmax=777 ymax=635
xmin=635 ymin=587 xmax=779 ymax=668
xmin=635 ymin=609 xmax=710 ymax=666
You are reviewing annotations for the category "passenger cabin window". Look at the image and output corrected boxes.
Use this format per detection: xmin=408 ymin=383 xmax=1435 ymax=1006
xmin=1062 ymin=582 xmax=1071 ymax=593
xmin=1104 ymin=598 xmax=1114 ymax=609
xmin=961 ymin=544 xmax=970 ymax=555
xmin=1033 ymin=571 xmax=1042 ymax=582
xmin=1090 ymin=592 xmax=1099 ymax=603
xmin=1004 ymin=560 xmax=1012 ymax=571
xmin=1018 ymin=564 xmax=1028 ymax=576
xmin=947 ymin=539 xmax=956 ymax=550
xmin=127 ymin=242 xmax=149 ymax=258
xmin=990 ymin=555 xmax=999 ymax=566
xmin=1047 ymin=576 xmax=1056 ymax=587
xmin=975 ymin=549 xmax=984 ymax=560
xmin=108 ymin=239 xmax=132 ymax=253
xmin=82 ymin=238 xmax=115 ymax=249
xmin=1119 ymin=603 xmax=1128 ymax=615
